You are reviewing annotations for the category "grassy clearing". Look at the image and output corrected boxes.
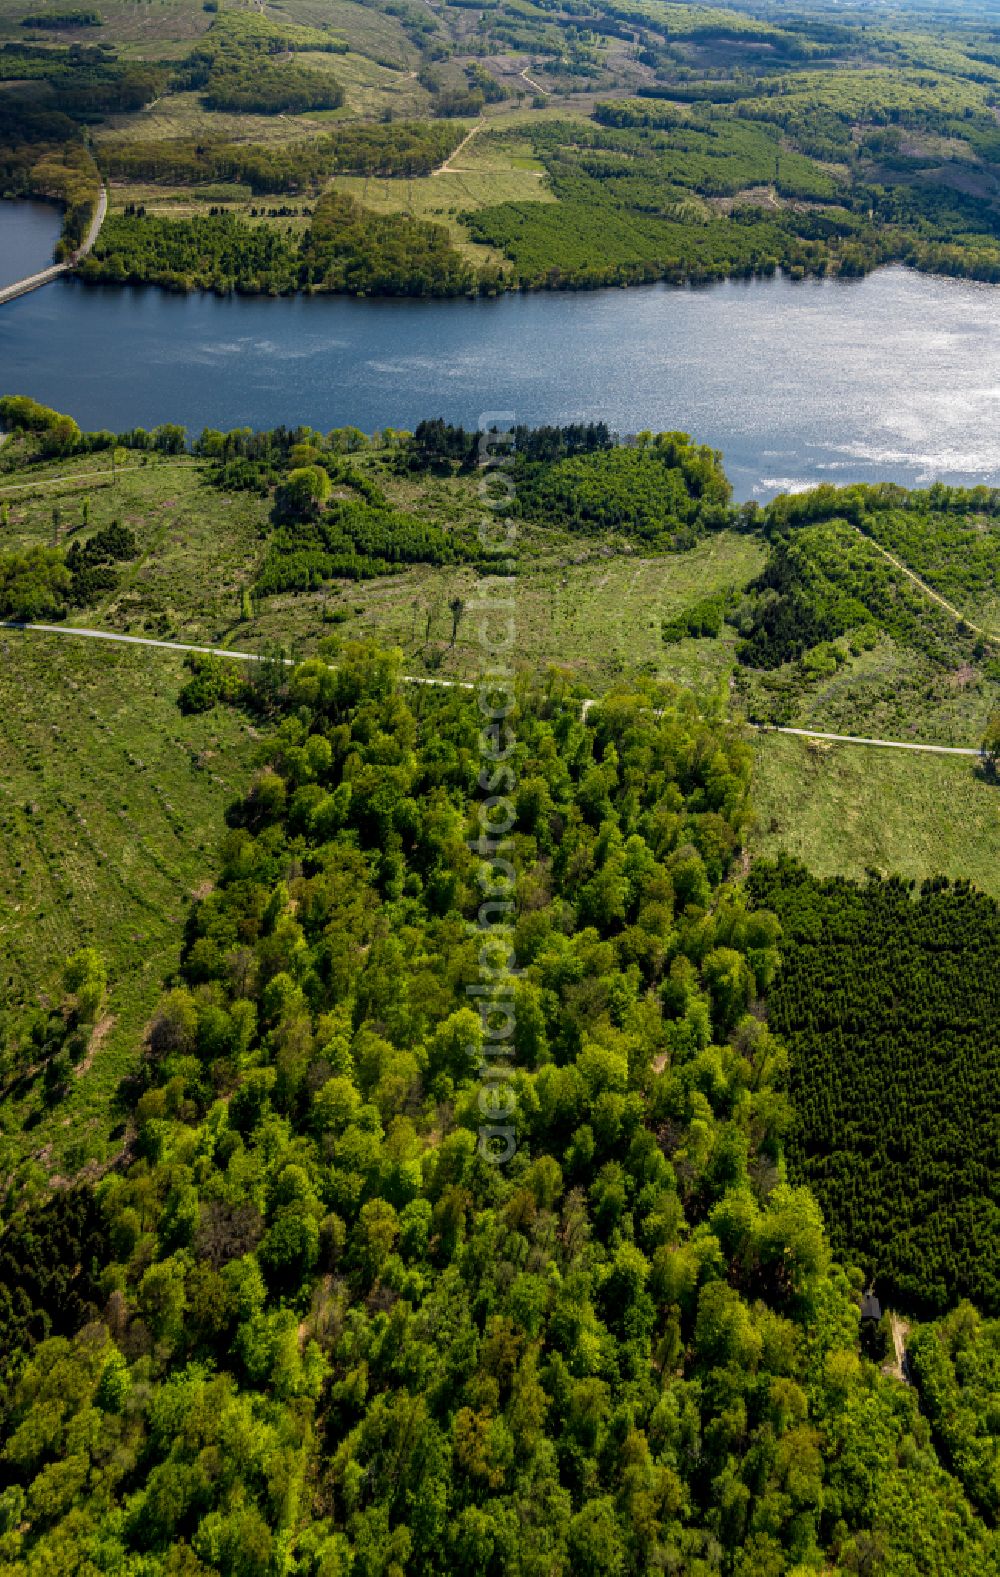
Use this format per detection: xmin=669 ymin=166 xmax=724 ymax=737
xmin=330 ymin=162 xmax=553 ymax=264
xmin=751 ymin=730 xmax=1000 ymax=898
xmin=313 ymin=50 xmax=430 ymax=121
xmin=246 ymin=528 xmax=766 ymax=691
xmin=785 ymin=634 xmax=998 ymax=750
xmin=0 ymin=453 xmax=269 ymax=644
xmin=0 ymin=454 xmax=763 ymax=689
xmin=0 ymin=633 xmax=260 ymax=1194
xmin=0 ymin=0 xmax=211 ymax=52
xmin=272 ymin=0 xmax=428 ymax=71
xmin=332 ymin=166 xmax=553 ymax=215
xmin=93 ymin=92 xmax=307 ymax=149
xmin=93 ymin=72 xmax=432 ymax=161
xmin=106 ymin=181 xmax=316 ymax=227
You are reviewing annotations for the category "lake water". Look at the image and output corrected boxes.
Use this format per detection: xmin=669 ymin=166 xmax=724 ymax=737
xmin=2 ymin=201 xmax=1000 ymax=499
xmin=0 ymin=199 xmax=60 ymax=289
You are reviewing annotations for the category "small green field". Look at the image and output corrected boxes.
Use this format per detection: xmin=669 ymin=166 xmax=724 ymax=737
xmin=0 ymin=633 xmax=260 ymax=1198
xmin=330 ymin=163 xmax=554 ymax=265
xmin=751 ymin=730 xmax=1000 ymax=898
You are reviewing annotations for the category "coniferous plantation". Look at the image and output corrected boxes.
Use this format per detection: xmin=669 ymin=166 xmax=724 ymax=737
xmin=0 ymin=405 xmax=998 ymax=1572
xmin=747 ymin=860 xmax=1000 ymax=1315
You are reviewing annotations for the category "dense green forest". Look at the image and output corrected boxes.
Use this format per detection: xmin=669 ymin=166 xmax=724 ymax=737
xmin=99 ymin=124 xmax=469 ymax=194
xmin=80 ymin=192 xmax=495 ymax=297
xmin=514 ymin=434 xmax=733 ymax=547
xmin=175 ymin=12 xmax=346 ymax=117
xmin=1 ymin=643 xmax=999 ymax=1574
xmin=748 ymin=859 xmax=1000 ymax=1315
xmin=0 ymin=405 xmax=999 ymax=1570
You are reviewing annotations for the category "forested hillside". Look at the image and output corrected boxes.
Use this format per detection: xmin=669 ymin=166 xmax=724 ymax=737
xmin=1 ymin=406 xmax=999 ymax=1572
xmin=0 ymin=645 xmax=998 ymax=1575
xmin=12 ymin=0 xmax=1000 ymax=293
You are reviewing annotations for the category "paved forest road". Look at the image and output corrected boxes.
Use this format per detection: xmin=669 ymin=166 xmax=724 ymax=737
xmin=3 ymin=622 xmax=985 ymax=754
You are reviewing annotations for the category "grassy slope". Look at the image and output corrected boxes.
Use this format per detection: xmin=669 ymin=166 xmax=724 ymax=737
xmin=0 ymin=633 xmax=259 ymax=1197
xmin=770 ymin=632 xmax=999 ymax=750
xmin=0 ymin=451 xmax=765 ymax=689
xmin=0 ymin=452 xmax=268 ymax=644
xmin=751 ymin=730 xmax=1000 ymax=898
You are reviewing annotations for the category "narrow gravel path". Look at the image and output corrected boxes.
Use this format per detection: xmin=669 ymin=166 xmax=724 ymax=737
xmin=762 ymin=724 xmax=981 ymax=757
xmin=432 ymin=121 xmax=485 ymax=174
xmin=3 ymin=622 xmax=983 ymax=753
xmin=854 ymin=524 xmax=999 ymax=647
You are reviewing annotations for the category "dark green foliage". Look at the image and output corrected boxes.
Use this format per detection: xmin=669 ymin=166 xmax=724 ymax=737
xmin=65 ymin=521 xmax=138 ymax=606
xmin=80 ymin=211 xmax=301 ymax=294
xmin=585 ymin=109 xmax=838 ymax=200
xmin=20 ymin=8 xmax=101 ymax=25
xmin=256 ymin=493 xmax=475 ymax=596
xmin=908 ymin=1306 xmax=1000 ymax=1521
xmin=515 ymin=433 xmax=732 ymax=546
xmin=177 ymin=654 xmax=252 ymax=715
xmin=732 ymin=482 xmax=1000 ymax=726
xmin=859 ymin=491 xmax=1000 ymax=617
xmin=81 ymin=191 xmax=481 ymax=298
xmin=0 ymin=1189 xmax=108 ymax=1387
xmin=178 ymin=11 xmax=345 ymax=117
xmin=100 ymin=122 xmax=467 ymax=193
xmin=738 ymin=519 xmax=972 ymax=670
xmin=0 ymin=41 xmax=164 ymax=119
xmin=466 ymin=60 xmax=507 ymax=102
xmin=662 ymin=593 xmax=726 ymax=643
xmin=0 ymin=521 xmax=137 ymax=616
xmin=748 ymin=858 xmax=1000 ymax=1314
xmin=199 ymin=63 xmax=342 ymax=117
xmin=406 ymin=419 xmax=614 ymax=470
xmin=300 ymin=189 xmax=478 ymax=297
xmin=211 ymin=457 xmax=279 ymax=494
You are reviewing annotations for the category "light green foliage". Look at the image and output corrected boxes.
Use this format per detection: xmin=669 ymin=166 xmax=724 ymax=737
xmin=62 ymin=948 xmax=107 ymax=1026
xmin=0 ymin=642 xmax=994 ymax=1572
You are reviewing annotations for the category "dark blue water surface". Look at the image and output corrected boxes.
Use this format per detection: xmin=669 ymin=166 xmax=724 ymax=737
xmin=3 ymin=203 xmax=1000 ymax=499
xmin=0 ymin=199 xmax=61 ymax=289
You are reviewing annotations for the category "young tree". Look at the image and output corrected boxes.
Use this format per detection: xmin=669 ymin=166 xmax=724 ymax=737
xmin=63 ymin=948 xmax=108 ymax=1026
xmin=448 ymin=594 xmax=465 ymax=646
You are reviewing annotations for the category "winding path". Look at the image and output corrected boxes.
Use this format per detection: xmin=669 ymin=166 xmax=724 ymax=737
xmin=520 ymin=66 xmax=549 ymax=96
xmin=0 ymin=183 xmax=107 ymax=308
xmin=1 ymin=622 xmax=985 ymax=754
